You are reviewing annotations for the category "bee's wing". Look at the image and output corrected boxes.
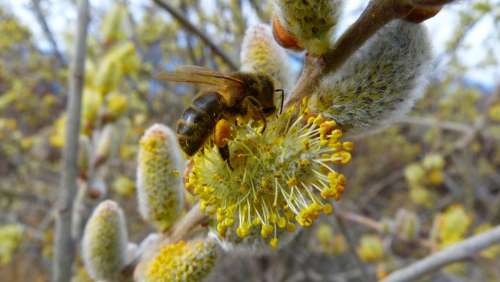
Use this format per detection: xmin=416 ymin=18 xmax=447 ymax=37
xmin=156 ymin=66 xmax=244 ymax=101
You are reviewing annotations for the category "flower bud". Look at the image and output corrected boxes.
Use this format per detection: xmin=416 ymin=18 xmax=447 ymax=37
xmin=82 ymin=200 xmax=128 ymax=281
xmin=137 ymin=124 xmax=185 ymax=232
xmin=272 ymin=0 xmax=342 ymax=55
xmin=309 ymin=20 xmax=431 ymax=134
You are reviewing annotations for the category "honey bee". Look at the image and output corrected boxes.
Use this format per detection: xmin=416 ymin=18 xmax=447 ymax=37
xmin=158 ymin=65 xmax=283 ymax=162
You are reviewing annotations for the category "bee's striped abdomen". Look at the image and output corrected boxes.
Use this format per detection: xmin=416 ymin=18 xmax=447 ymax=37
xmin=176 ymin=92 xmax=225 ymax=156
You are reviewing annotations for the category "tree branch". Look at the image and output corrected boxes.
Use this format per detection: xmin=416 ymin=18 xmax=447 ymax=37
xmin=52 ymin=0 xmax=89 ymax=281
xmin=284 ymin=0 xmax=458 ymax=107
xmin=396 ymin=116 xmax=472 ymax=133
xmin=381 ymin=225 xmax=500 ymax=282
xmin=31 ymin=0 xmax=67 ymax=67
xmin=152 ymin=0 xmax=238 ymax=70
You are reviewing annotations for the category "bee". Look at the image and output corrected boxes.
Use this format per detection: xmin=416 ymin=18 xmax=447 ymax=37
xmin=158 ymin=66 xmax=284 ymax=163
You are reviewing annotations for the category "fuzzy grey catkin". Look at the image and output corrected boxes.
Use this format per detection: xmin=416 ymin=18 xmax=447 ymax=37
xmin=82 ymin=200 xmax=128 ymax=281
xmin=309 ymin=20 xmax=432 ymax=134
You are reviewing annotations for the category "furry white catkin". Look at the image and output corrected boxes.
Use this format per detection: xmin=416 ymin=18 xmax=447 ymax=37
xmin=309 ymin=20 xmax=432 ymax=134
xmin=82 ymin=200 xmax=128 ymax=281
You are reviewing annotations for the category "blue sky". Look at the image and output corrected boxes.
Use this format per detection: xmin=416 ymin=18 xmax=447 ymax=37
xmin=6 ymin=0 xmax=499 ymax=90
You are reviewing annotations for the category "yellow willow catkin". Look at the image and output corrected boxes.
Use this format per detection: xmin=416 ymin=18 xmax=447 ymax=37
xmin=187 ymin=101 xmax=352 ymax=252
xmin=309 ymin=20 xmax=431 ymax=134
xmin=141 ymin=239 xmax=217 ymax=282
xmin=82 ymin=200 xmax=128 ymax=281
xmin=272 ymin=0 xmax=342 ymax=55
xmin=240 ymin=23 xmax=293 ymax=91
xmin=137 ymin=124 xmax=184 ymax=232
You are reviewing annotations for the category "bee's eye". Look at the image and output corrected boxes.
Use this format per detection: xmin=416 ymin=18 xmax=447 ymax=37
xmin=263 ymin=107 xmax=275 ymax=115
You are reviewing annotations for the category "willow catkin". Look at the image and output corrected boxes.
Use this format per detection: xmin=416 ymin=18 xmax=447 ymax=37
xmin=309 ymin=20 xmax=432 ymax=134
xmin=137 ymin=124 xmax=184 ymax=232
xmin=82 ymin=200 xmax=128 ymax=281
xmin=141 ymin=239 xmax=217 ymax=282
xmin=272 ymin=0 xmax=342 ymax=55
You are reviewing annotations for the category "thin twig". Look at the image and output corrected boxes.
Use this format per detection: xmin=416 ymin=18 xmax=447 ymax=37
xmin=381 ymin=225 xmax=500 ymax=282
xmin=284 ymin=0 xmax=458 ymax=107
xmin=52 ymin=0 xmax=89 ymax=281
xmin=31 ymin=0 xmax=67 ymax=67
xmin=396 ymin=116 xmax=472 ymax=133
xmin=152 ymin=0 xmax=238 ymax=70
xmin=336 ymin=209 xmax=434 ymax=249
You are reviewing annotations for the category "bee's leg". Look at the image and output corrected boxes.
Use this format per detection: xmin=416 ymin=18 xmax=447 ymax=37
xmin=243 ymin=96 xmax=267 ymax=133
xmin=218 ymin=145 xmax=232 ymax=170
xmin=214 ymin=119 xmax=233 ymax=169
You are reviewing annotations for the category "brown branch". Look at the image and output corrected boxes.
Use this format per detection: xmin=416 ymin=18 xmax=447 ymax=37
xmin=152 ymin=0 xmax=238 ymax=70
xmin=412 ymin=0 xmax=455 ymax=6
xmin=381 ymin=225 xmax=500 ymax=282
xmin=31 ymin=0 xmax=67 ymax=67
xmin=52 ymin=0 xmax=89 ymax=281
xmin=284 ymin=0 xmax=458 ymax=107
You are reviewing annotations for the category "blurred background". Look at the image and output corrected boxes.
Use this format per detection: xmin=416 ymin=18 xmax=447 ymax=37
xmin=0 ymin=0 xmax=499 ymax=281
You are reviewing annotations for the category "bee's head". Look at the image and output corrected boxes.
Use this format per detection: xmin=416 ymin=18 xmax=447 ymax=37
xmin=256 ymin=75 xmax=276 ymax=116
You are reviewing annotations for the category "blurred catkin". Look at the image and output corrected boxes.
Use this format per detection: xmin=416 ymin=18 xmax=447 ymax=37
xmin=272 ymin=0 xmax=342 ymax=55
xmin=394 ymin=209 xmax=420 ymax=242
xmin=82 ymin=200 xmax=128 ymax=281
xmin=240 ymin=24 xmax=292 ymax=91
xmin=309 ymin=20 xmax=431 ymax=134
xmin=357 ymin=234 xmax=384 ymax=263
xmin=137 ymin=124 xmax=184 ymax=232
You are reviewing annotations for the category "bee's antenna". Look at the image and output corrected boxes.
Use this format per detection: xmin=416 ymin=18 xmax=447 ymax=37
xmin=275 ymin=89 xmax=285 ymax=114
